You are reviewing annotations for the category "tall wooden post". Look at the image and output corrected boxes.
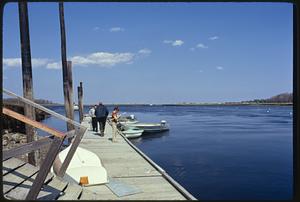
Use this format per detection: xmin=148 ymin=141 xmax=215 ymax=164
xmin=59 ymin=2 xmax=74 ymax=143
xmin=63 ymin=61 xmax=75 ymax=141
xmin=18 ymin=1 xmax=39 ymax=166
xmin=78 ymin=82 xmax=83 ymax=123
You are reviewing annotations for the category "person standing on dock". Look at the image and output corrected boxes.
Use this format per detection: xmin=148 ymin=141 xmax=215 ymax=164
xmin=95 ymin=102 xmax=109 ymax=136
xmin=89 ymin=105 xmax=97 ymax=132
xmin=111 ymin=106 xmax=119 ymax=142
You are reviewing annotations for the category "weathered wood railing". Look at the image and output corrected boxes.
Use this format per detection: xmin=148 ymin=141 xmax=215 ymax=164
xmin=2 ymin=89 xmax=87 ymax=200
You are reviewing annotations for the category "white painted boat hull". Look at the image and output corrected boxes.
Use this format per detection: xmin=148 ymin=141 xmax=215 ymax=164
xmin=119 ymin=120 xmax=139 ymax=124
xmin=123 ymin=123 xmax=169 ymax=133
xmin=52 ymin=145 xmax=108 ymax=185
xmin=122 ymin=129 xmax=144 ymax=138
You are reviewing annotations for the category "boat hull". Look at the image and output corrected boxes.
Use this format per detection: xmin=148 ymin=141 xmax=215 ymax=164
xmin=52 ymin=145 xmax=108 ymax=185
xmin=122 ymin=128 xmax=144 ymax=138
xmin=123 ymin=123 xmax=169 ymax=133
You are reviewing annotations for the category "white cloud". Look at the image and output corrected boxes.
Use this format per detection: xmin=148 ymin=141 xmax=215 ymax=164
xmin=163 ymin=40 xmax=172 ymax=44
xmin=209 ymin=36 xmax=219 ymax=40
xmin=172 ymin=40 xmax=184 ymax=46
xmin=31 ymin=58 xmax=49 ymax=67
xmin=46 ymin=62 xmax=61 ymax=69
xmin=163 ymin=39 xmax=184 ymax=46
xmin=4 ymin=49 xmax=150 ymax=70
xmin=198 ymin=70 xmax=203 ymax=73
xmin=190 ymin=47 xmax=195 ymax=51
xmin=138 ymin=48 xmax=152 ymax=55
xmin=93 ymin=26 xmax=100 ymax=31
xmin=3 ymin=58 xmax=21 ymax=67
xmin=109 ymin=27 xmax=124 ymax=32
xmin=71 ymin=52 xmax=135 ymax=67
xmin=196 ymin=43 xmax=208 ymax=49
xmin=3 ymin=58 xmax=49 ymax=68
xmin=216 ymin=66 xmax=224 ymax=70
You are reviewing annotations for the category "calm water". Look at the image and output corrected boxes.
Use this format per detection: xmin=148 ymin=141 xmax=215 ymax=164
xmin=41 ymin=105 xmax=293 ymax=200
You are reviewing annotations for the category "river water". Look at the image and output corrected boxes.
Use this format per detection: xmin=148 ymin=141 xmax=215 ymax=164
xmin=41 ymin=105 xmax=293 ymax=200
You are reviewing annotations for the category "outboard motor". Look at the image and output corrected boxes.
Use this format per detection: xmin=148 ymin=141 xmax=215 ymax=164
xmin=161 ymin=120 xmax=167 ymax=126
xmin=130 ymin=114 xmax=135 ymax=120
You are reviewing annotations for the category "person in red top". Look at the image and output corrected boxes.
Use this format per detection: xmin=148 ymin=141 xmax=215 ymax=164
xmin=111 ymin=106 xmax=119 ymax=142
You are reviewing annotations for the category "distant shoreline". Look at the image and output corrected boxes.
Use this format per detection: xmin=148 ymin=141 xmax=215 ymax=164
xmin=41 ymin=103 xmax=293 ymax=107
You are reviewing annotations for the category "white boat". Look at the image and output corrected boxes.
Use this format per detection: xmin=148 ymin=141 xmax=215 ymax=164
xmin=52 ymin=145 xmax=108 ymax=185
xmin=122 ymin=128 xmax=144 ymax=139
xmin=118 ymin=114 xmax=138 ymax=124
xmin=123 ymin=120 xmax=169 ymax=133
xmin=119 ymin=119 xmax=139 ymax=124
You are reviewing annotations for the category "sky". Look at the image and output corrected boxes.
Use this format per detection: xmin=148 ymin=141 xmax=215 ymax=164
xmin=3 ymin=2 xmax=293 ymax=104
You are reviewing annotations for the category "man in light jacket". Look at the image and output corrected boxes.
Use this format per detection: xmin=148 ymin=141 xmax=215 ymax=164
xmin=89 ymin=105 xmax=97 ymax=132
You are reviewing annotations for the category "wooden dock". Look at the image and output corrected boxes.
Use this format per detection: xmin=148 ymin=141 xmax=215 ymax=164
xmin=77 ymin=117 xmax=195 ymax=200
xmin=2 ymin=115 xmax=196 ymax=200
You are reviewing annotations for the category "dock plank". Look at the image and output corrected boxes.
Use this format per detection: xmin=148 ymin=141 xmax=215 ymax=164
xmin=3 ymin=162 xmax=39 ymax=194
xmin=79 ymin=189 xmax=101 ymax=200
xmin=82 ymin=176 xmax=186 ymax=200
xmin=37 ymin=176 xmax=68 ymax=200
xmin=80 ymin=185 xmax=118 ymax=200
xmin=79 ymin=139 xmax=161 ymax=178
xmin=5 ymin=172 xmax=54 ymax=200
xmin=2 ymin=157 xmax=27 ymax=176
xmin=57 ymin=183 xmax=82 ymax=200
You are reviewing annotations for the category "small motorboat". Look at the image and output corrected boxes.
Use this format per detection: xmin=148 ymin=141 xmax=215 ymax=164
xmin=123 ymin=120 xmax=169 ymax=133
xmin=122 ymin=128 xmax=144 ymax=139
xmin=118 ymin=114 xmax=138 ymax=124
xmin=73 ymin=104 xmax=79 ymax=111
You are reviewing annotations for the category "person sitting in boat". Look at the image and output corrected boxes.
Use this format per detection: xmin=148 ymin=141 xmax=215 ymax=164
xmin=89 ymin=105 xmax=97 ymax=132
xmin=111 ymin=106 xmax=120 ymax=142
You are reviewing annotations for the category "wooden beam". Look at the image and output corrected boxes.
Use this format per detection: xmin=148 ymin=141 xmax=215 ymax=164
xmin=78 ymin=82 xmax=83 ymax=123
xmin=3 ymin=108 xmax=65 ymax=139
xmin=2 ymin=137 xmax=52 ymax=161
xmin=26 ymin=136 xmax=64 ymax=200
xmin=18 ymin=1 xmax=38 ymax=166
xmin=65 ymin=129 xmax=76 ymax=139
xmin=56 ymin=126 xmax=87 ymax=177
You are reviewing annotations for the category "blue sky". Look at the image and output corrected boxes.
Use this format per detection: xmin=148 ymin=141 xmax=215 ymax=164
xmin=3 ymin=2 xmax=293 ymax=104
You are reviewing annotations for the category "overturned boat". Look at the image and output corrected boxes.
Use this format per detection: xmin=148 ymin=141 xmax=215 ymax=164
xmin=52 ymin=145 xmax=108 ymax=186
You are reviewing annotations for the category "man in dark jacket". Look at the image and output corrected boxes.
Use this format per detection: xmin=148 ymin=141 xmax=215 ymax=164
xmin=95 ymin=102 xmax=109 ymax=136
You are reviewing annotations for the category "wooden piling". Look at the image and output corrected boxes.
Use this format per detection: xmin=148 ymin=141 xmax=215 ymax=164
xmin=62 ymin=61 xmax=75 ymax=141
xmin=59 ymin=2 xmax=75 ymax=143
xmin=18 ymin=1 xmax=39 ymax=166
xmin=78 ymin=82 xmax=83 ymax=123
